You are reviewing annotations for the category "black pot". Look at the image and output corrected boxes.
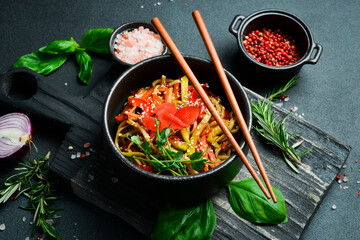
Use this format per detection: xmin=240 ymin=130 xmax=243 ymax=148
xmin=103 ymin=55 xmax=252 ymax=202
xmin=229 ymin=9 xmax=323 ymax=82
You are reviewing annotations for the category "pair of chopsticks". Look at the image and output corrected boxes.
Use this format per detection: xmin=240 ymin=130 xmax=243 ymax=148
xmin=151 ymin=10 xmax=277 ymax=202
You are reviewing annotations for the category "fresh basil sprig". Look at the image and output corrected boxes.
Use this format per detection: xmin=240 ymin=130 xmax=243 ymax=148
xmin=81 ymin=28 xmax=114 ymax=54
xmin=12 ymin=51 xmax=69 ymax=76
xmin=39 ymin=37 xmax=81 ymax=54
xmin=228 ymin=178 xmax=288 ymax=224
xmin=12 ymin=28 xmax=114 ymax=85
xmin=75 ymin=50 xmax=93 ymax=85
xmin=151 ymin=198 xmax=216 ymax=240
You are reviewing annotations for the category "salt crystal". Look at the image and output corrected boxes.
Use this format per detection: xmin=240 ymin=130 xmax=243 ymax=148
xmin=337 ymin=179 xmax=342 ymax=184
xmin=331 ymin=205 xmax=337 ymax=210
xmin=71 ymin=154 xmax=77 ymax=159
xmin=111 ymin=177 xmax=119 ymax=183
xmin=25 ymin=237 xmax=30 ymax=240
xmin=140 ymin=5 xmax=144 ymax=8
xmin=284 ymin=96 xmax=290 ymax=102
xmin=342 ymin=164 xmax=347 ymax=169
xmin=65 ymin=83 xmax=68 ymax=86
xmin=0 ymin=223 xmax=5 ymax=231
xmin=85 ymin=151 xmax=90 ymax=156
xmin=343 ymin=186 xmax=349 ymax=189
xmin=76 ymin=152 xmax=81 ymax=158
xmin=357 ymin=180 xmax=360 ymax=184
xmin=22 ymin=216 xmax=26 ymax=222
xmin=88 ymin=174 xmax=94 ymax=181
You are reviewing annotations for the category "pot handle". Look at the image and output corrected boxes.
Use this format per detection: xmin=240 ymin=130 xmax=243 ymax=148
xmin=304 ymin=43 xmax=323 ymax=65
xmin=229 ymin=15 xmax=245 ymax=36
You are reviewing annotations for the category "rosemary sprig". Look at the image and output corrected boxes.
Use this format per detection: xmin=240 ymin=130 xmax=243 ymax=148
xmin=265 ymin=76 xmax=298 ymax=101
xmin=0 ymin=152 xmax=62 ymax=239
xmin=251 ymin=77 xmax=311 ymax=173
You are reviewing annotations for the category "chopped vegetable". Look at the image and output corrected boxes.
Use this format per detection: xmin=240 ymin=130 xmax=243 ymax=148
xmin=0 ymin=113 xmax=32 ymax=159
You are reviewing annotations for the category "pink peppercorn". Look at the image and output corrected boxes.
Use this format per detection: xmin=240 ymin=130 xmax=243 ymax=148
xmin=243 ymin=28 xmax=301 ymax=66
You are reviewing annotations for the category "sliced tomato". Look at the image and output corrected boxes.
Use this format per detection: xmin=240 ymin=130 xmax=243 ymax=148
xmin=155 ymin=103 xmax=181 ymax=131
xmin=142 ymin=116 xmax=157 ymax=131
xmin=174 ymin=106 xmax=200 ymax=125
xmin=163 ymin=113 xmax=186 ymax=127
xmin=155 ymin=102 xmax=177 ymax=116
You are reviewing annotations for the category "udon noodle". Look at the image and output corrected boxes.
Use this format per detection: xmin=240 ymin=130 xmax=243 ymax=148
xmin=114 ymin=75 xmax=239 ymax=176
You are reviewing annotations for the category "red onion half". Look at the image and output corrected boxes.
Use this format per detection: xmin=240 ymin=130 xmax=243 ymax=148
xmin=0 ymin=113 xmax=33 ymax=159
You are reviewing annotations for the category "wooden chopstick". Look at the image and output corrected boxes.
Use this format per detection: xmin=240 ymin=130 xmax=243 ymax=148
xmin=192 ymin=10 xmax=277 ymax=202
xmin=151 ymin=17 xmax=272 ymax=200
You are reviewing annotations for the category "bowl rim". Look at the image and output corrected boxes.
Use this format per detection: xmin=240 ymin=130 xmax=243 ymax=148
xmin=108 ymin=21 xmax=168 ymax=66
xmin=236 ymin=9 xmax=315 ymax=70
xmin=103 ymin=54 xmax=252 ymax=182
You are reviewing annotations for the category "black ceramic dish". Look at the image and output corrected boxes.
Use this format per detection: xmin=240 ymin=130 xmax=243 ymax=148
xmin=108 ymin=22 xmax=168 ymax=67
xmin=229 ymin=9 xmax=323 ymax=82
xmin=103 ymin=55 xmax=252 ymax=202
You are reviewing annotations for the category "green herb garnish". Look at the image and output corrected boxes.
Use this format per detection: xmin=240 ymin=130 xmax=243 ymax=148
xmin=12 ymin=28 xmax=114 ymax=85
xmin=0 ymin=152 xmax=62 ymax=239
xmin=251 ymin=77 xmax=312 ymax=173
xmin=151 ymin=198 xmax=216 ymax=240
xmin=228 ymin=178 xmax=287 ymax=224
xmin=125 ymin=119 xmax=209 ymax=176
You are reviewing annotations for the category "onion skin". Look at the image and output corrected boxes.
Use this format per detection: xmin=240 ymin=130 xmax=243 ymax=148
xmin=0 ymin=113 xmax=33 ymax=160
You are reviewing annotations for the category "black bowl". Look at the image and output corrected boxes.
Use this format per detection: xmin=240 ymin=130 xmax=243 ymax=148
xmin=229 ymin=9 xmax=323 ymax=82
xmin=109 ymin=22 xmax=168 ymax=67
xmin=103 ymin=55 xmax=252 ymax=202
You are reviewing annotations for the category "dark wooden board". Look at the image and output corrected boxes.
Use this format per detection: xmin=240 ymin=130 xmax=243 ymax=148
xmin=0 ymin=67 xmax=351 ymax=239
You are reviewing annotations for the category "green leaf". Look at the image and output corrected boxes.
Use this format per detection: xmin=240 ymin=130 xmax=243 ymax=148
xmin=191 ymin=161 xmax=205 ymax=172
xmin=143 ymin=140 xmax=151 ymax=156
xmin=75 ymin=50 xmax=92 ymax=85
xmin=39 ymin=37 xmax=81 ymax=54
xmin=130 ymin=135 xmax=141 ymax=146
xmin=228 ymin=178 xmax=288 ymax=224
xmin=190 ymin=152 xmax=203 ymax=160
xmin=80 ymin=28 xmax=114 ymax=54
xmin=174 ymin=152 xmax=184 ymax=161
xmin=12 ymin=51 xmax=69 ymax=75
xmin=151 ymin=198 xmax=216 ymax=240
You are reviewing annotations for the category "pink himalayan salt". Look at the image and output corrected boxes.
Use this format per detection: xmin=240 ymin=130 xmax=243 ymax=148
xmin=114 ymin=26 xmax=164 ymax=64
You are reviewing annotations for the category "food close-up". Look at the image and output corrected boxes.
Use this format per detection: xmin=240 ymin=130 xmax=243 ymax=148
xmin=0 ymin=1 xmax=358 ymax=240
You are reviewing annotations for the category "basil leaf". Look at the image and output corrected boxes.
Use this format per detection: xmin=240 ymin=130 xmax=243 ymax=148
xmin=12 ymin=51 xmax=68 ymax=75
xmin=39 ymin=37 xmax=81 ymax=54
xmin=80 ymin=28 xmax=114 ymax=54
xmin=75 ymin=50 xmax=92 ymax=85
xmin=228 ymin=178 xmax=288 ymax=224
xmin=151 ymin=198 xmax=216 ymax=240
xmin=191 ymin=161 xmax=205 ymax=172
